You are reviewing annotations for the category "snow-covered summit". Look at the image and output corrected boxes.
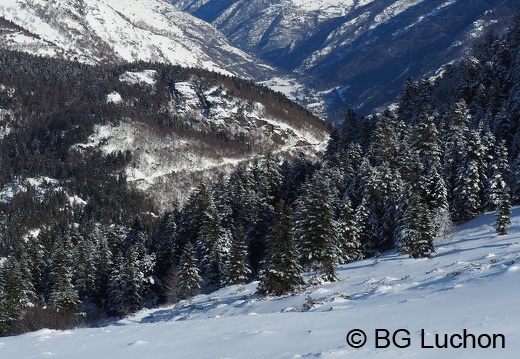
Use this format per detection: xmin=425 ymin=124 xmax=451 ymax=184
xmin=2 ymin=208 xmax=519 ymax=358
xmin=0 ymin=0 xmax=275 ymax=79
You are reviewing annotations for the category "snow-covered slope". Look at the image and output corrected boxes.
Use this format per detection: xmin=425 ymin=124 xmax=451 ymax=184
xmin=0 ymin=0 xmax=276 ymax=79
xmin=174 ymin=0 xmax=520 ymax=116
xmin=71 ymin=68 xmax=328 ymax=209
xmin=2 ymin=208 xmax=519 ymax=358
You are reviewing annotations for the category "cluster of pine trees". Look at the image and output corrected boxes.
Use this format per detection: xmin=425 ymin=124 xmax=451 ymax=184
xmin=1 ymin=14 xmax=520 ymax=337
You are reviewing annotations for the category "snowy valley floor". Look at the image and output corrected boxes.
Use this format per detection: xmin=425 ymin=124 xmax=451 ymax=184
xmin=2 ymin=209 xmax=520 ymax=358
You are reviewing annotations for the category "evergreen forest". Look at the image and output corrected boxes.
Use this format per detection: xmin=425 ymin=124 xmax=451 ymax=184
xmin=1 ymin=15 xmax=520 ymax=336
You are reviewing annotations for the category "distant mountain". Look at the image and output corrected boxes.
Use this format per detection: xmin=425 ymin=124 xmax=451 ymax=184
xmin=0 ymin=0 xmax=278 ymax=80
xmin=173 ymin=0 xmax=520 ymax=117
xmin=2 ymin=0 xmax=516 ymax=119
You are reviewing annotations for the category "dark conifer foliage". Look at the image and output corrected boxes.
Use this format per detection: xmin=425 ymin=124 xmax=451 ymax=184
xmin=257 ymin=200 xmax=304 ymax=296
xmin=179 ymin=241 xmax=202 ymax=299
xmin=226 ymin=226 xmax=251 ymax=286
xmin=294 ymin=169 xmax=339 ymax=282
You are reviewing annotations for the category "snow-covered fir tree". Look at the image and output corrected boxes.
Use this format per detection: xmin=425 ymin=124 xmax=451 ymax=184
xmin=226 ymin=226 xmax=251 ymax=286
xmin=179 ymin=241 xmax=202 ymax=299
xmin=49 ymin=234 xmax=80 ymax=318
xmin=120 ymin=247 xmax=145 ymax=314
xmin=453 ymin=129 xmax=486 ymax=221
xmin=197 ymin=195 xmax=231 ymax=289
xmin=1 ymin=251 xmax=35 ymax=329
xmin=397 ymin=188 xmax=436 ymax=258
xmin=294 ymin=170 xmax=339 ymax=282
xmin=337 ymin=196 xmax=362 ymax=263
xmin=74 ymin=232 xmax=98 ymax=301
xmin=153 ymin=210 xmax=178 ymax=276
xmin=442 ymin=100 xmax=471 ymax=202
xmin=396 ymin=148 xmax=436 ymax=258
xmin=257 ymin=201 xmax=304 ymax=296
xmin=489 ymin=140 xmax=512 ymax=235
xmin=107 ymin=253 xmax=126 ymax=316
xmin=0 ymin=279 xmax=8 ymax=336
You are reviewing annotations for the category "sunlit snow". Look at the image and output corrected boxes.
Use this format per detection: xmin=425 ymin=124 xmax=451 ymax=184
xmin=106 ymin=91 xmax=123 ymax=104
xmin=119 ymin=70 xmax=158 ymax=86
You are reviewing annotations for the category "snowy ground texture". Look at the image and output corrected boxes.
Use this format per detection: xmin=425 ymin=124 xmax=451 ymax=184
xmin=2 ymin=208 xmax=520 ymax=358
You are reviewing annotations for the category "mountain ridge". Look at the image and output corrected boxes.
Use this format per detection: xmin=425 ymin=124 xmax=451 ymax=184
xmin=0 ymin=0 xmax=279 ymax=80
xmin=173 ymin=0 xmax=520 ymax=117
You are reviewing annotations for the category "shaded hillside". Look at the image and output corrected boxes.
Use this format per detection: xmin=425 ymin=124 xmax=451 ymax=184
xmin=174 ymin=0 xmax=520 ymax=117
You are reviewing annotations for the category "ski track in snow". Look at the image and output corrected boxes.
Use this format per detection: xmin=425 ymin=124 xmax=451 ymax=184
xmin=1 ymin=208 xmax=520 ymax=357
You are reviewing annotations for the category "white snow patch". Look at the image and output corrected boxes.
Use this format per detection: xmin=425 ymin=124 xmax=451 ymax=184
xmin=106 ymin=92 xmax=123 ymax=104
xmin=119 ymin=70 xmax=157 ymax=86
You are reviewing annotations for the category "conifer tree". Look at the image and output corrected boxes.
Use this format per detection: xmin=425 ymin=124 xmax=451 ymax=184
xmin=280 ymin=153 xmax=317 ymax=204
xmin=397 ymin=189 xmax=435 ymax=258
xmin=1 ymin=251 xmax=35 ymax=329
xmin=370 ymin=111 xmax=402 ymax=167
xmin=341 ymin=143 xmax=363 ymax=202
xmin=106 ymin=233 xmax=155 ymax=316
xmin=212 ymin=174 xmax=234 ymax=231
xmin=226 ymin=226 xmax=251 ymax=286
xmin=489 ymin=140 xmax=512 ymax=235
xmin=294 ymin=171 xmax=339 ymax=281
xmin=453 ymin=130 xmax=486 ymax=221
xmin=429 ymin=170 xmax=453 ymax=241
xmin=197 ymin=195 xmax=231 ymax=288
xmin=26 ymin=234 xmax=45 ymax=300
xmin=355 ymin=158 xmax=401 ymax=255
xmin=341 ymin=108 xmax=360 ymax=144
xmin=178 ymin=183 xmax=211 ymax=246
xmin=323 ymin=128 xmax=341 ymax=166
xmin=396 ymin=147 xmax=436 ymax=258
xmin=49 ymin=235 xmax=80 ymax=319
xmin=107 ymin=252 xmax=125 ymax=316
xmin=75 ymin=233 xmax=97 ymax=301
xmin=95 ymin=228 xmax=113 ymax=304
xmin=249 ymin=155 xmax=282 ymax=273
xmin=0 ymin=279 xmax=9 ymax=336
xmin=411 ymin=114 xmax=452 ymax=239
xmin=257 ymin=201 xmax=304 ymax=296
xmin=228 ymin=163 xmax=258 ymax=228
xmin=153 ymin=210 xmax=178 ymax=276
xmin=120 ymin=247 xmax=145 ymax=314
xmin=179 ymin=241 xmax=202 ymax=299
xmin=397 ymin=76 xmax=419 ymax=123
xmin=442 ymin=100 xmax=471 ymax=201
xmin=337 ymin=196 xmax=362 ymax=263
xmin=228 ymin=165 xmax=262 ymax=271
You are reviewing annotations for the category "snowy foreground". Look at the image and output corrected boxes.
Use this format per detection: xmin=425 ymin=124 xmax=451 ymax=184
xmin=2 ymin=210 xmax=520 ymax=358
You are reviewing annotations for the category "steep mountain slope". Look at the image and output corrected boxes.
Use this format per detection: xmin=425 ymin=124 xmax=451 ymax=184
xmin=173 ymin=0 xmax=520 ymax=116
xmin=0 ymin=0 xmax=277 ymax=79
xmin=2 ymin=207 xmax=519 ymax=358
xmin=0 ymin=51 xmax=328 ymax=210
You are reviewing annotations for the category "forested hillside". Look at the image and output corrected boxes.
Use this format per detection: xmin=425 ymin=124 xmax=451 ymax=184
xmin=1 ymin=15 xmax=520 ymax=337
